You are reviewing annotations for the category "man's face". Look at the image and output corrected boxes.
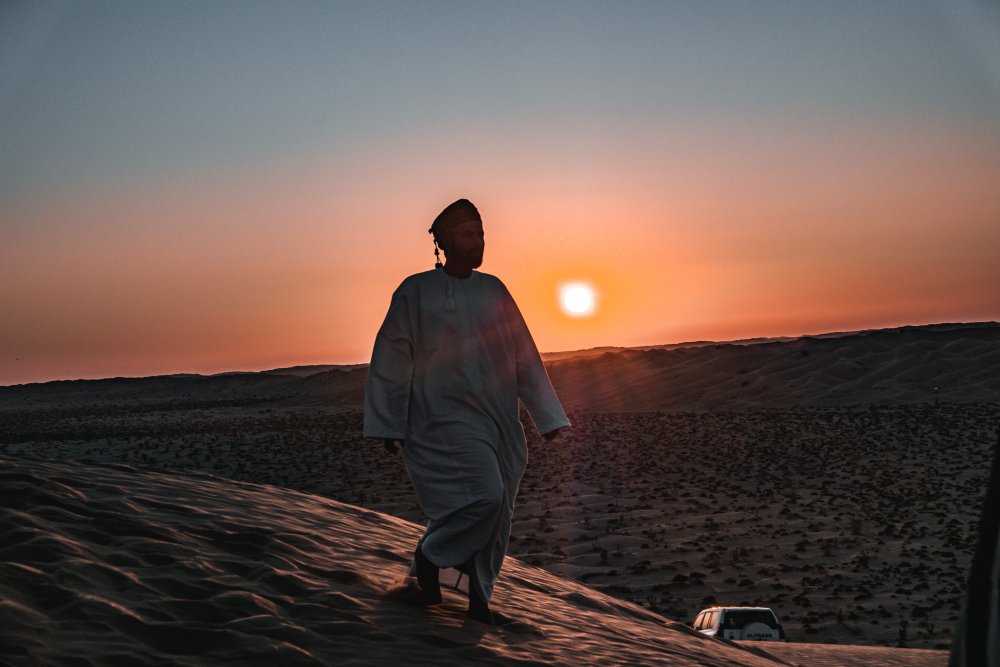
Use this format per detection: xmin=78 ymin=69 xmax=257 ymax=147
xmin=442 ymin=219 xmax=485 ymax=268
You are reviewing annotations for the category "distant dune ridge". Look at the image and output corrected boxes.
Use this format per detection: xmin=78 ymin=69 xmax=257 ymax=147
xmin=2 ymin=322 xmax=998 ymax=411
xmin=0 ymin=456 xmax=947 ymax=666
xmin=545 ymin=322 xmax=1000 ymax=412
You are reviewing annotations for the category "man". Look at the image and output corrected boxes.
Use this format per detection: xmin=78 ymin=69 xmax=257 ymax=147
xmin=363 ymin=198 xmax=569 ymax=624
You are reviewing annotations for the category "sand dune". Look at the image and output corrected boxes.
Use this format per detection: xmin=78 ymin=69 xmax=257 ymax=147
xmin=0 ymin=367 xmax=367 ymax=411
xmin=0 ymin=455 xmax=946 ymax=666
xmin=2 ymin=322 xmax=996 ymax=413
xmin=1 ymin=321 xmax=994 ymax=660
xmin=547 ymin=323 xmax=1000 ymax=412
xmin=2 ymin=407 xmax=994 ymax=648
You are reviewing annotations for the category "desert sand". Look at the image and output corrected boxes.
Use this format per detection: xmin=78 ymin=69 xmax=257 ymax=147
xmin=2 ymin=322 xmax=997 ymax=663
xmin=3 ymin=404 xmax=992 ymax=652
xmin=0 ymin=455 xmax=947 ymax=666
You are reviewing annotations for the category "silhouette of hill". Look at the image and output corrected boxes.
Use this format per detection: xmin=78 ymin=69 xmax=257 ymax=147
xmin=2 ymin=322 xmax=996 ymax=412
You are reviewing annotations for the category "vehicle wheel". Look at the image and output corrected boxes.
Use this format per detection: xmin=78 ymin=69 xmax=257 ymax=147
xmin=741 ymin=621 xmax=778 ymax=641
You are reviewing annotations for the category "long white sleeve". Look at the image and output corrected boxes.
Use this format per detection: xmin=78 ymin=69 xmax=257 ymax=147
xmin=363 ymin=287 xmax=414 ymax=440
xmin=507 ymin=292 xmax=570 ymax=436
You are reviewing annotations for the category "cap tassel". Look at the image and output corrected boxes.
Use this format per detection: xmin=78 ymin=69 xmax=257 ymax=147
xmin=430 ymin=227 xmax=443 ymax=268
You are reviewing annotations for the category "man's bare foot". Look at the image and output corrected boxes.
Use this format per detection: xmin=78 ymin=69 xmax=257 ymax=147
xmin=414 ymin=545 xmax=442 ymax=604
xmin=466 ymin=606 xmax=514 ymax=626
xmin=386 ymin=578 xmax=442 ymax=606
xmin=464 ymin=554 xmax=511 ymax=625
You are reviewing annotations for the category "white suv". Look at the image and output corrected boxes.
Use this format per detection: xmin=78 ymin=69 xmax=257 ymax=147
xmin=692 ymin=606 xmax=786 ymax=642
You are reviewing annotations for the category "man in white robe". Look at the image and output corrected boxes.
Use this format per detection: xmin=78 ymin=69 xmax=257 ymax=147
xmin=363 ymin=198 xmax=569 ymax=624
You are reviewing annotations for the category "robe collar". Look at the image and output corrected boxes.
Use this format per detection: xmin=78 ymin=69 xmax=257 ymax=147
xmin=437 ymin=266 xmax=478 ymax=311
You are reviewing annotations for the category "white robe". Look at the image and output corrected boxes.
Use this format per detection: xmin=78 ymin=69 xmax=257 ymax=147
xmin=363 ymin=267 xmax=569 ymax=602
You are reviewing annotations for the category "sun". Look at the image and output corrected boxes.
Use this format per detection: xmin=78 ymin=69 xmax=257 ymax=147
xmin=559 ymin=282 xmax=597 ymax=317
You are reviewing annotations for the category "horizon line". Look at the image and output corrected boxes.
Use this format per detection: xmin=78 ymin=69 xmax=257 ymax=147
xmin=3 ymin=319 xmax=996 ymax=389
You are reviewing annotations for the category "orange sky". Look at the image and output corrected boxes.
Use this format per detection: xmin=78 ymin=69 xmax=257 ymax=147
xmin=3 ymin=119 xmax=998 ymax=386
xmin=3 ymin=3 xmax=999 ymax=386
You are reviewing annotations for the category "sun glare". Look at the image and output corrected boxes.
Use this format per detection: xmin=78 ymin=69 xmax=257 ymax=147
xmin=559 ymin=282 xmax=597 ymax=317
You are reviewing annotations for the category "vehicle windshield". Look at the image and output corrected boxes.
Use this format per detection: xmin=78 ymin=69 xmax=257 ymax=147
xmin=722 ymin=610 xmax=778 ymax=628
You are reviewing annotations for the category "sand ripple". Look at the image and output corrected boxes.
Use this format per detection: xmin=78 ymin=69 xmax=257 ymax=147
xmin=0 ymin=455 xmax=947 ymax=665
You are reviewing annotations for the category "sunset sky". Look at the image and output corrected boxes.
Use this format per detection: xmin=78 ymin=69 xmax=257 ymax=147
xmin=2 ymin=1 xmax=999 ymax=386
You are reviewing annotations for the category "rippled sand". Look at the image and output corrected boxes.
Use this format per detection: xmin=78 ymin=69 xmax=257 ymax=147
xmin=4 ymin=404 xmax=993 ymax=648
xmin=1 ymin=456 xmax=947 ymax=666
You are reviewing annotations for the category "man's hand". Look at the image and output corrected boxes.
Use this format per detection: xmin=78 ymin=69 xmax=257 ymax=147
xmin=541 ymin=428 xmax=562 ymax=443
xmin=383 ymin=438 xmax=404 ymax=454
